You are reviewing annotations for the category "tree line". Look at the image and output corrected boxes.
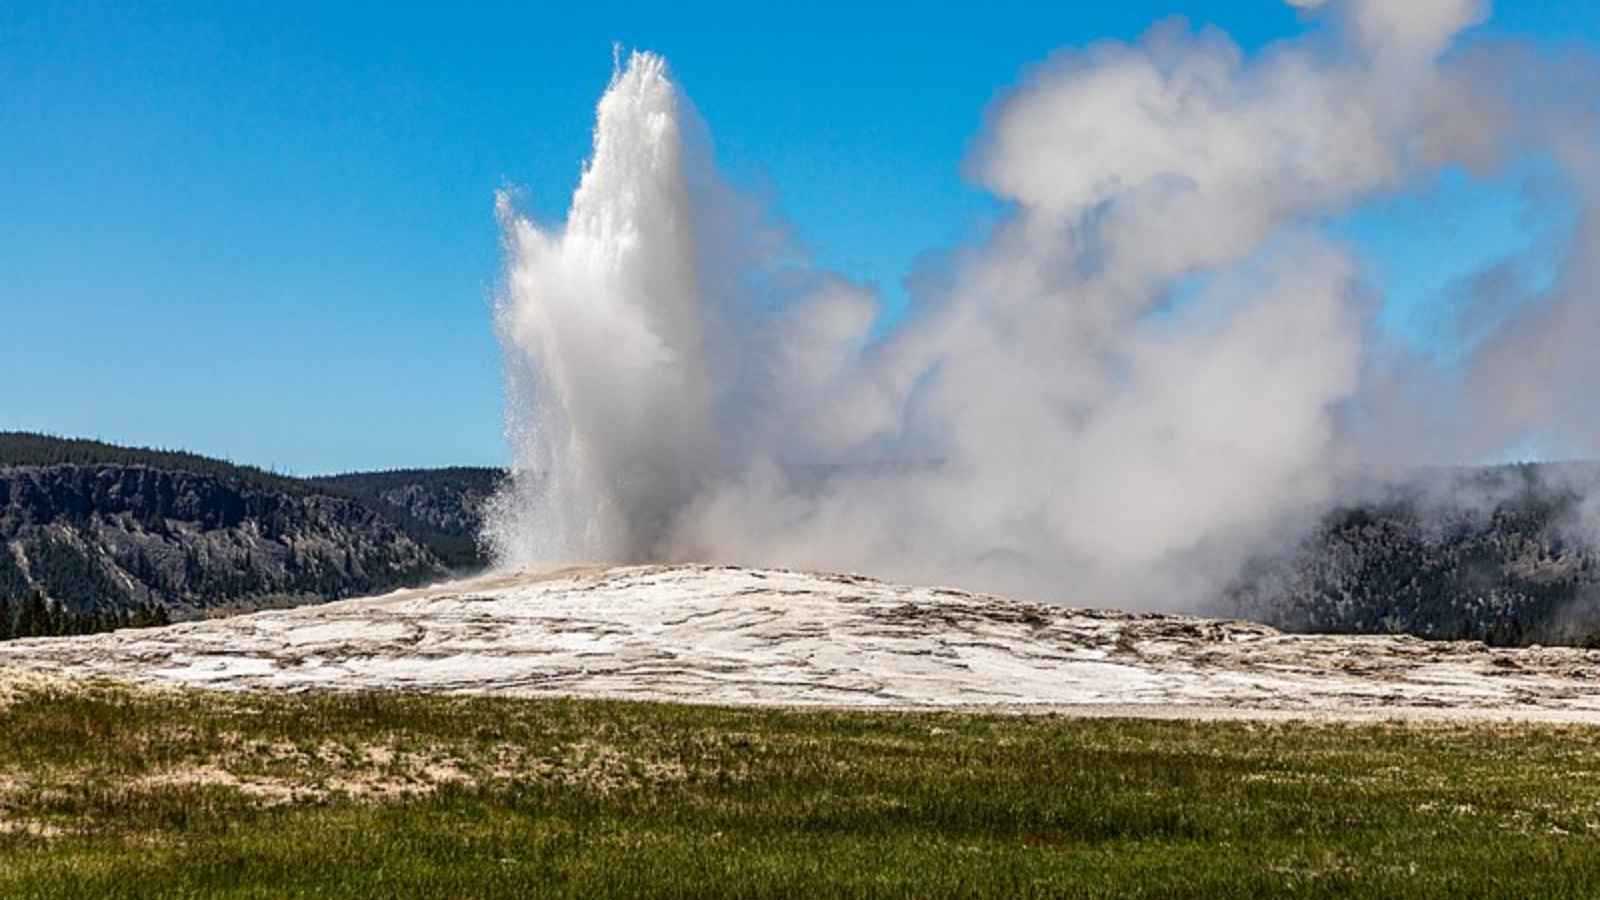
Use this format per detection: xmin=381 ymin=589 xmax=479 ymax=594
xmin=0 ymin=431 xmax=309 ymax=495
xmin=0 ymin=588 xmax=170 ymax=640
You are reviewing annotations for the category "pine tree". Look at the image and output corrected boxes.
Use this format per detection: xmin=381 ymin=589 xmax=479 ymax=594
xmin=14 ymin=590 xmax=49 ymax=638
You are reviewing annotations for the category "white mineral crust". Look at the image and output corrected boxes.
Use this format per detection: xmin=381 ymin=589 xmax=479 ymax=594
xmin=3 ymin=565 xmax=1598 ymax=721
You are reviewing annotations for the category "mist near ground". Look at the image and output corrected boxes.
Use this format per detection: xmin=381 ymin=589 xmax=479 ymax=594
xmin=485 ymin=0 xmax=1600 ymax=612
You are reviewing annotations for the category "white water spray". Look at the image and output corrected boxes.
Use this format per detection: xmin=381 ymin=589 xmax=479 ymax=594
xmin=485 ymin=52 xmax=716 ymax=567
xmin=487 ymin=8 xmax=1600 ymax=611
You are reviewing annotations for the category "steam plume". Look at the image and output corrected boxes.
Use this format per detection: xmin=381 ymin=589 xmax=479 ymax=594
xmin=489 ymin=1 xmax=1600 ymax=610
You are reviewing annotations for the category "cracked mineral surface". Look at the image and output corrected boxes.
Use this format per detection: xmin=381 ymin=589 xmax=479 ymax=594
xmin=2 ymin=565 xmax=1598 ymax=722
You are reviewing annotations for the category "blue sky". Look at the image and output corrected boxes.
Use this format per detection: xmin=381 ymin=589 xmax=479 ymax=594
xmin=3 ymin=1 xmax=1597 ymax=474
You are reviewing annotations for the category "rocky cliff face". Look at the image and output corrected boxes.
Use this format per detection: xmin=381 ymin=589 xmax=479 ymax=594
xmin=308 ymin=468 xmax=502 ymax=570
xmin=0 ymin=465 xmax=449 ymax=620
xmin=358 ymin=478 xmax=492 ymax=536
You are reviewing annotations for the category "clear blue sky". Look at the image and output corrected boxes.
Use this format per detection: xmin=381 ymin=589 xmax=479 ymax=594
xmin=3 ymin=1 xmax=1596 ymax=474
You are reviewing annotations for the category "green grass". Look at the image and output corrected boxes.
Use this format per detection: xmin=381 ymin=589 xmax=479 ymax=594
xmin=1 ymin=678 xmax=1598 ymax=898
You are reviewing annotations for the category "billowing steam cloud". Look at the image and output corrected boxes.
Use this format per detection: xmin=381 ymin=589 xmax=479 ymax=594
xmin=487 ymin=0 xmax=1600 ymax=609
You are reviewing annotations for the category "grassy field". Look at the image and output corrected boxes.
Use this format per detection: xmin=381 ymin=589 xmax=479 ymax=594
xmin=1 ymin=675 xmax=1598 ymax=898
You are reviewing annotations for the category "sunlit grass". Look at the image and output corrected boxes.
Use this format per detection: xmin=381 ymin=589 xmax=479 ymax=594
xmin=1 ymin=677 xmax=1597 ymax=898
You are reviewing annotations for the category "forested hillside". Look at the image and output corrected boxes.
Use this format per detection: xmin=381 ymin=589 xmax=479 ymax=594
xmin=0 ymin=433 xmax=309 ymax=494
xmin=1228 ymin=463 xmax=1600 ymax=647
xmin=310 ymin=468 xmax=503 ymax=570
xmin=0 ymin=433 xmax=501 ymax=640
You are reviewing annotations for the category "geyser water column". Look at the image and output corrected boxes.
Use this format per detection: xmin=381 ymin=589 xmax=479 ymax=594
xmin=482 ymin=2 xmax=1599 ymax=611
xmin=486 ymin=52 xmax=716 ymax=568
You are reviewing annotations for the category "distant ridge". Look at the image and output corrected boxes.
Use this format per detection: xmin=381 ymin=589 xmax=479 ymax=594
xmin=0 ymin=431 xmax=312 ymax=495
xmin=0 ymin=432 xmax=503 ymax=640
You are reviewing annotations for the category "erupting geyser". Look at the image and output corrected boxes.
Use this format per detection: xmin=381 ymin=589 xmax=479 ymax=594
xmin=487 ymin=2 xmax=1600 ymax=611
xmin=486 ymin=53 xmax=717 ymax=568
